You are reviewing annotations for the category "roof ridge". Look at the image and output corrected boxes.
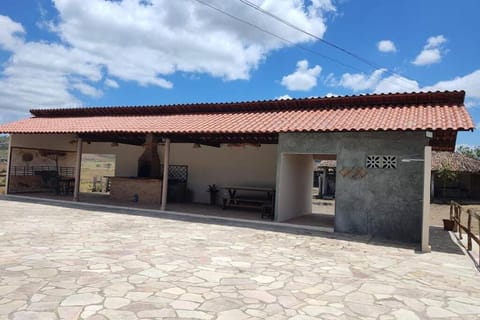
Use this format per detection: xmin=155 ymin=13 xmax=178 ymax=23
xmin=30 ymin=90 xmax=465 ymax=118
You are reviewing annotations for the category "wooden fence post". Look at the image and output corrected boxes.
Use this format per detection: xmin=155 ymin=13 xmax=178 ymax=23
xmin=467 ymin=211 xmax=472 ymax=251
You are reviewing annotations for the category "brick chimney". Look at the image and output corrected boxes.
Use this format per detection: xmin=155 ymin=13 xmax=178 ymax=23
xmin=137 ymin=133 xmax=161 ymax=178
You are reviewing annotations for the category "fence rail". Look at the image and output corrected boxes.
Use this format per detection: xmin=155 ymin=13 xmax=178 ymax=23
xmin=450 ymin=201 xmax=480 ymax=265
xmin=10 ymin=166 xmax=74 ymax=177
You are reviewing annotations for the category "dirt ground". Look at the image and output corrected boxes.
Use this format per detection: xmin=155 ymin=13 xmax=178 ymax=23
xmin=430 ymin=202 xmax=480 ymax=235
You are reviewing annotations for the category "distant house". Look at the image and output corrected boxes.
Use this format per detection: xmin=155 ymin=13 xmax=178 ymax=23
xmin=431 ymin=151 xmax=480 ymax=200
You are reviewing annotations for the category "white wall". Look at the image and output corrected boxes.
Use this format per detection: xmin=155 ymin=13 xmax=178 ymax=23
xmin=167 ymin=143 xmax=277 ymax=203
xmin=11 ymin=134 xmax=77 ymax=151
xmin=275 ymin=153 xmax=313 ymax=222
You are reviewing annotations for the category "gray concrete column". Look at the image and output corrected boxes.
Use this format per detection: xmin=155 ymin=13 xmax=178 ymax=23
xmin=422 ymin=146 xmax=432 ymax=253
xmin=73 ymin=138 xmax=83 ymax=201
xmin=161 ymin=138 xmax=170 ymax=211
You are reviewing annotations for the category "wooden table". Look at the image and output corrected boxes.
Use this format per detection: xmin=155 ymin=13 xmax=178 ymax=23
xmin=221 ymin=186 xmax=275 ymax=220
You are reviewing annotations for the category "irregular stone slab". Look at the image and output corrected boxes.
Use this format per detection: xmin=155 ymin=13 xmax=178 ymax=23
xmin=252 ymin=275 xmax=275 ymax=284
xmin=12 ymin=311 xmax=57 ymax=320
xmin=177 ymin=310 xmax=213 ymax=319
xmin=426 ymin=306 xmax=457 ymax=318
xmin=104 ymin=297 xmax=130 ymax=309
xmin=391 ymin=309 xmax=420 ymax=320
xmin=99 ymin=309 xmax=137 ymax=320
xmin=170 ymin=300 xmax=200 ymax=310
xmin=57 ymin=306 xmax=82 ymax=320
xmin=0 ymin=300 xmax=26 ymax=315
xmin=194 ymin=271 xmax=233 ymax=283
xmin=138 ymin=268 xmax=167 ymax=279
xmin=0 ymin=285 xmax=19 ymax=295
xmin=217 ymin=309 xmax=249 ymax=320
xmin=137 ymin=308 xmax=176 ymax=318
xmin=239 ymin=290 xmax=276 ymax=303
xmin=61 ymin=293 xmax=103 ymax=306
xmin=198 ymin=297 xmax=242 ymax=312
xmin=124 ymin=291 xmax=152 ymax=301
xmin=25 ymin=269 xmax=58 ymax=278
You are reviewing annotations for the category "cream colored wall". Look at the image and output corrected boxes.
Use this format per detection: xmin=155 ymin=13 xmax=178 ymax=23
xmin=166 ymin=143 xmax=277 ymax=203
xmin=11 ymin=134 xmax=77 ymax=151
xmin=275 ymin=153 xmax=313 ymax=222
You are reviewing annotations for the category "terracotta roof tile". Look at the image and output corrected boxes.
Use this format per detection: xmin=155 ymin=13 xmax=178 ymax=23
xmin=432 ymin=152 xmax=480 ymax=172
xmin=0 ymin=91 xmax=474 ymax=135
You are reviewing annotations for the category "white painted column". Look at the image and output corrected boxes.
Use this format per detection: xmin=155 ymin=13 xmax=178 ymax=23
xmin=422 ymin=146 xmax=432 ymax=253
xmin=4 ymin=135 xmax=12 ymax=194
xmin=161 ymin=138 xmax=170 ymax=211
xmin=73 ymin=138 xmax=83 ymax=201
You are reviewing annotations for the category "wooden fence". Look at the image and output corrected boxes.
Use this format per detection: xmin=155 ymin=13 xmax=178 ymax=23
xmin=450 ymin=201 xmax=480 ymax=265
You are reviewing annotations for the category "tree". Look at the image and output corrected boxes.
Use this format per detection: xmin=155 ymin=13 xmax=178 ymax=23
xmin=436 ymin=164 xmax=457 ymax=199
xmin=456 ymin=145 xmax=480 ymax=159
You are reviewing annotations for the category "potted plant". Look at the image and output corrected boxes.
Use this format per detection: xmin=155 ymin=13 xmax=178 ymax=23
xmin=442 ymin=219 xmax=455 ymax=231
xmin=207 ymin=184 xmax=219 ymax=205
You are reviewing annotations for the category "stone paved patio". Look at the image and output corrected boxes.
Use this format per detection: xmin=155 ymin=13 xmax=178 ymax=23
xmin=0 ymin=199 xmax=479 ymax=320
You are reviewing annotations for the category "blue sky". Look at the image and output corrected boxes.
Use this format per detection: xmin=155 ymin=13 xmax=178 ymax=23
xmin=0 ymin=0 xmax=478 ymax=146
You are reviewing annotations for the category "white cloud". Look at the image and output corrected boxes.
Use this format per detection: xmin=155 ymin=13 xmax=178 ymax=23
xmin=413 ymin=35 xmax=447 ymax=66
xmin=72 ymin=83 xmax=103 ymax=98
xmin=281 ymin=60 xmax=322 ymax=91
xmin=0 ymin=15 xmax=24 ymax=51
xmin=338 ymin=69 xmax=386 ymax=91
xmin=425 ymin=35 xmax=447 ymax=49
xmin=422 ymin=70 xmax=480 ymax=99
xmin=325 ymin=93 xmax=338 ymax=97
xmin=333 ymin=67 xmax=480 ymax=108
xmin=105 ymin=78 xmax=119 ymax=89
xmin=0 ymin=0 xmax=335 ymax=120
xmin=276 ymin=94 xmax=292 ymax=100
xmin=377 ymin=40 xmax=397 ymax=53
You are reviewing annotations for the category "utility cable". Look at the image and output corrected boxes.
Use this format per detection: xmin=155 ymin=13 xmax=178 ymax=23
xmin=191 ymin=0 xmax=366 ymax=73
xmin=237 ymin=0 xmax=419 ymax=86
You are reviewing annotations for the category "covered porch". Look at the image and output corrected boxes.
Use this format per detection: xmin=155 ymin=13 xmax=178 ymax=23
xmin=5 ymin=131 xmax=335 ymax=231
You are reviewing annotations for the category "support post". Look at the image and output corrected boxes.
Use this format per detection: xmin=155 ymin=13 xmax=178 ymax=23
xmin=321 ymin=168 xmax=327 ymax=198
xmin=5 ymin=135 xmax=12 ymax=194
xmin=421 ymin=146 xmax=432 ymax=253
xmin=161 ymin=138 xmax=170 ymax=211
xmin=73 ymin=138 xmax=83 ymax=201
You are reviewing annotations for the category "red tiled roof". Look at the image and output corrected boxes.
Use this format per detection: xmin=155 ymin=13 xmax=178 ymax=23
xmin=0 ymin=91 xmax=474 ymax=134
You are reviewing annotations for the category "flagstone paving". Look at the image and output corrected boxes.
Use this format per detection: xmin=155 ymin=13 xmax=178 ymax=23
xmin=0 ymin=198 xmax=479 ymax=320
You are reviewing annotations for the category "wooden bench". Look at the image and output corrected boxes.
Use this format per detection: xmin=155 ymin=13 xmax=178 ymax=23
xmin=221 ymin=186 xmax=275 ymax=220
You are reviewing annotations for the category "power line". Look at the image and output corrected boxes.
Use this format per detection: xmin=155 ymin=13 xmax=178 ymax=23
xmin=237 ymin=0 xmax=418 ymax=86
xmin=190 ymin=0 xmax=366 ymax=73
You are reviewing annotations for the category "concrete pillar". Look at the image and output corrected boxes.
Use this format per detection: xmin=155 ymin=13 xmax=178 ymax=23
xmin=161 ymin=138 xmax=170 ymax=211
xmin=275 ymin=153 xmax=313 ymax=222
xmin=321 ymin=168 xmax=327 ymax=197
xmin=5 ymin=134 xmax=12 ymax=194
xmin=422 ymin=146 xmax=432 ymax=253
xmin=73 ymin=138 xmax=83 ymax=201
